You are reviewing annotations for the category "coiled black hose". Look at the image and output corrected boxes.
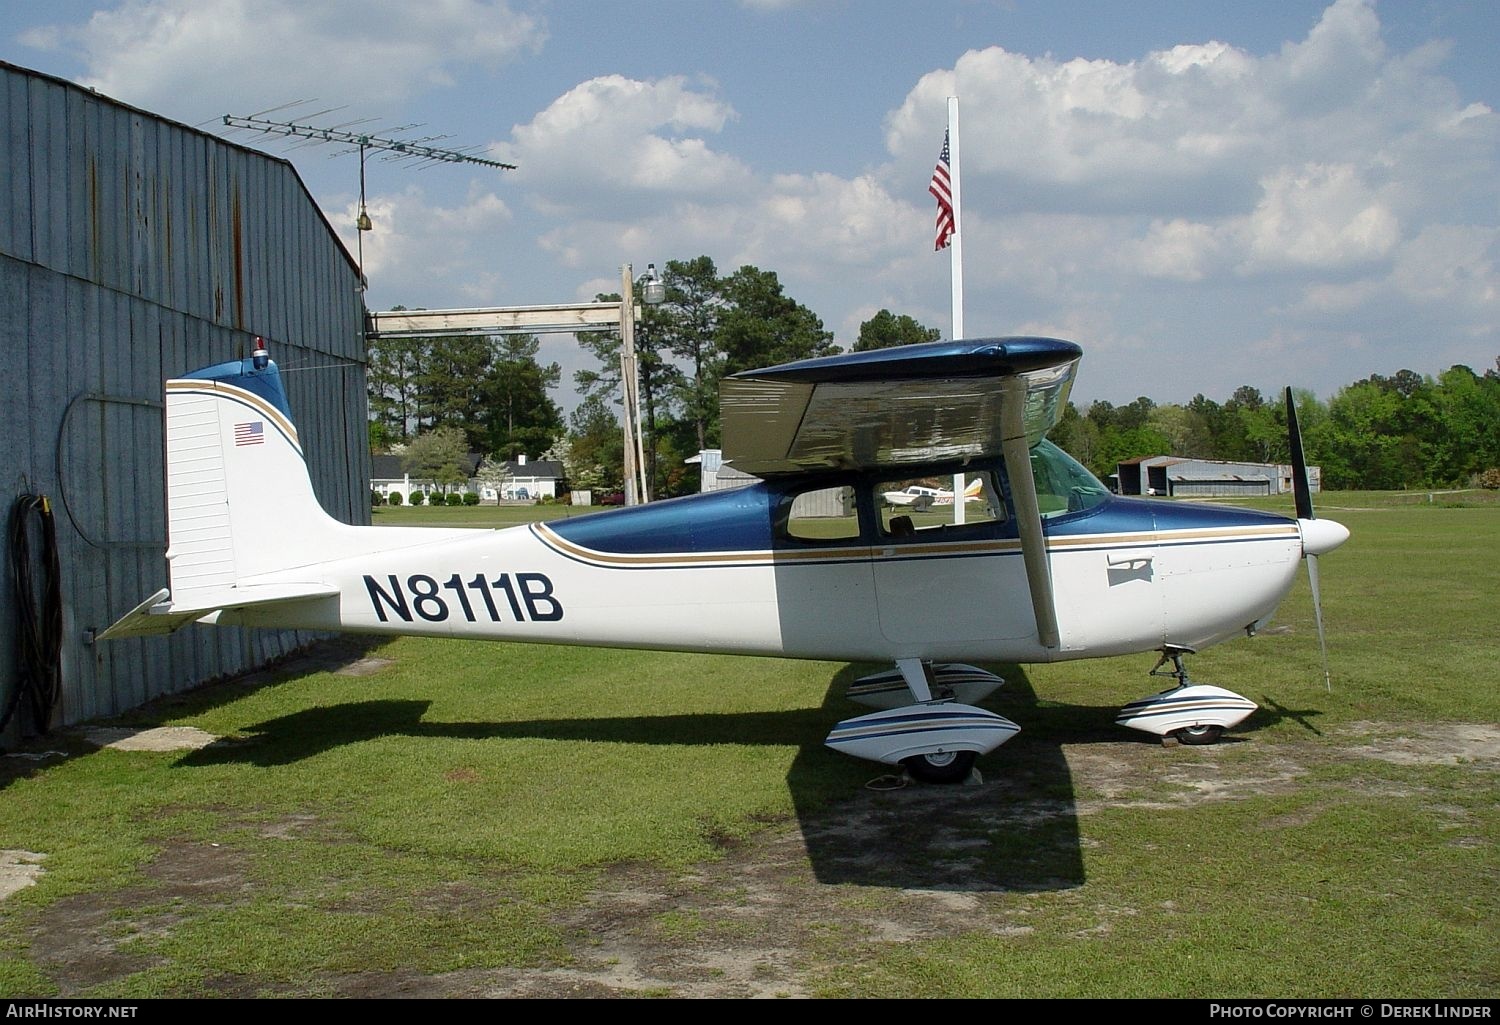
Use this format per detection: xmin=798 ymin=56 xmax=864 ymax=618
xmin=5 ymin=494 xmax=63 ymax=735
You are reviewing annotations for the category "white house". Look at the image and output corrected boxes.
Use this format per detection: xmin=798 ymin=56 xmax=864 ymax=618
xmin=483 ymin=454 xmax=565 ymax=502
xmin=371 ymin=453 xmax=482 ymax=503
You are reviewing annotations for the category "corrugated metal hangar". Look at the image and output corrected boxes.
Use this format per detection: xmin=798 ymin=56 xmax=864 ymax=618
xmin=1115 ymin=455 xmax=1323 ymax=498
xmin=0 ymin=61 xmax=370 ymax=741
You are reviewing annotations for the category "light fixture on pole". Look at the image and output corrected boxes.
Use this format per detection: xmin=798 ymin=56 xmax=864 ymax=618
xmin=355 ymin=142 xmax=373 ymax=289
xmin=643 ymin=263 xmax=666 ymax=306
xmin=619 ymin=262 xmax=662 ymax=506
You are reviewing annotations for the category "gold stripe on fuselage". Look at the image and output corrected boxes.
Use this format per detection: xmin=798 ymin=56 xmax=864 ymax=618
xmin=532 ymin=521 xmax=1299 ymax=570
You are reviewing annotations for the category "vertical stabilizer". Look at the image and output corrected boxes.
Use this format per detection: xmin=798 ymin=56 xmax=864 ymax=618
xmin=164 ymin=356 xmax=343 ymax=600
xmin=99 ymin=351 xmax=399 ymax=640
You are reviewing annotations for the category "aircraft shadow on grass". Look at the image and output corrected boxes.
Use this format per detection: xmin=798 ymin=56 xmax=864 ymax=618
xmin=170 ymin=659 xmax=1319 ymax=892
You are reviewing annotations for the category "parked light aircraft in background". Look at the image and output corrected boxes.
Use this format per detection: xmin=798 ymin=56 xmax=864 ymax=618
xmin=101 ymin=337 xmax=1348 ymax=782
xmin=882 ymin=484 xmax=945 ymax=508
xmin=881 ymin=477 xmax=984 ymax=510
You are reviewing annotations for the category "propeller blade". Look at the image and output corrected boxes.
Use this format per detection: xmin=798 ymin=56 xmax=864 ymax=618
xmin=1285 ymin=386 xmax=1314 ymax=521
xmin=1306 ymin=553 xmax=1331 ymax=693
xmin=1286 ymin=386 xmax=1340 ymax=690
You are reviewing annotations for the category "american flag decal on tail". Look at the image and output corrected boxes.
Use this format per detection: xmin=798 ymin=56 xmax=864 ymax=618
xmin=234 ymin=421 xmax=265 ymax=446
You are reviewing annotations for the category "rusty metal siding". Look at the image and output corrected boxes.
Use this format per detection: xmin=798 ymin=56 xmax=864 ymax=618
xmin=1 ymin=70 xmax=30 ymax=262
xmin=0 ymin=61 xmax=370 ymax=734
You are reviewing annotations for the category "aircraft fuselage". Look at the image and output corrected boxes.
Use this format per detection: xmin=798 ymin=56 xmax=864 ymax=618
xmin=215 ymin=467 xmax=1304 ymax=666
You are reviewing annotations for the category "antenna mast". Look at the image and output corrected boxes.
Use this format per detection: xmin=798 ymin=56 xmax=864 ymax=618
xmin=222 ymin=108 xmax=515 ymax=284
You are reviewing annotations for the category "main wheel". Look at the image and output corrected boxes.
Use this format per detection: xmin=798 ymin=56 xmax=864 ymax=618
xmin=1174 ymin=724 xmax=1225 ymax=746
xmin=901 ymin=749 xmax=977 ymax=784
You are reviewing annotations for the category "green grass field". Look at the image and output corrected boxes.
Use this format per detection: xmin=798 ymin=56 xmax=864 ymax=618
xmin=0 ymin=493 xmax=1493 ymax=997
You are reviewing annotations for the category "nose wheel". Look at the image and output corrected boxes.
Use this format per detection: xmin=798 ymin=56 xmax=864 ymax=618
xmin=1116 ymin=646 xmax=1257 ymax=746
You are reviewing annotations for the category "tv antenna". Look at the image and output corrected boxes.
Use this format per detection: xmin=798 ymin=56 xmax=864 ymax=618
xmin=222 ymin=104 xmax=515 ymax=285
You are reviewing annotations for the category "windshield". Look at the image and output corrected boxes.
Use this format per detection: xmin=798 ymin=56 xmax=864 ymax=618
xmin=1030 ymin=440 xmax=1111 ymax=518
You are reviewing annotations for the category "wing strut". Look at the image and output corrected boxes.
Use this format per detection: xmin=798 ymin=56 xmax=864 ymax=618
xmin=1000 ymin=383 xmax=1060 ymax=650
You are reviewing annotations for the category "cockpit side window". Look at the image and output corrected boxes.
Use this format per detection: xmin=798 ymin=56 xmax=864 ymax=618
xmin=875 ymin=471 xmax=1006 ymax=541
xmin=780 ymin=485 xmax=860 ymax=543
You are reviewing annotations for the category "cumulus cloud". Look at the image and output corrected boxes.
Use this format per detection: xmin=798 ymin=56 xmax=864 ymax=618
xmin=1389 ymin=225 xmax=1498 ymax=308
xmin=336 ymin=186 xmax=514 ymax=289
xmin=502 ymin=74 xmax=924 ymax=304
xmin=496 ymin=75 xmax=751 ymax=210
xmin=865 ymin=0 xmax=1495 ymax=396
xmin=883 ymin=0 xmax=1492 ymax=228
xmin=22 ymin=0 xmax=1489 ymax=400
xmin=884 ymin=37 xmax=1269 ymax=215
xmin=1128 ymin=219 xmax=1226 ymax=282
xmin=20 ymin=0 xmax=545 ymax=118
xmin=1237 ymin=163 xmax=1400 ymax=272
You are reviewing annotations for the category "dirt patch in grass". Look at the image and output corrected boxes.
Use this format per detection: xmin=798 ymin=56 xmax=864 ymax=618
xmin=19 ymin=719 xmax=1495 ymax=998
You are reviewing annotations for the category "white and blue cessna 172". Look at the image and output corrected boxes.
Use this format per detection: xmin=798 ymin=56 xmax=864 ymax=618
xmin=101 ymin=336 xmax=1349 ymax=782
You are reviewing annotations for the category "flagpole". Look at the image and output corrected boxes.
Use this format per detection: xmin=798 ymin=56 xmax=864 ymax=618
xmin=947 ymin=96 xmax=964 ymax=341
xmin=947 ymin=96 xmax=966 ymax=524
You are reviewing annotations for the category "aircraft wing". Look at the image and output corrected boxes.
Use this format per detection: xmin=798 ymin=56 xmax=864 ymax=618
xmin=721 ymin=337 xmax=1081 ymax=650
xmin=720 ymin=337 xmax=1081 ymax=476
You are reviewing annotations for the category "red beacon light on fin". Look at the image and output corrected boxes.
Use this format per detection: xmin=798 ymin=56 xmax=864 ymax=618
xmin=251 ymin=336 xmax=269 ymax=371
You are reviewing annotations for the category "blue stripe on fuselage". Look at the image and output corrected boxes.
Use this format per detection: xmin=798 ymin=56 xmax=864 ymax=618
xmin=546 ymin=483 xmax=782 ymax=555
xmin=546 ymin=480 xmax=1296 ymax=558
xmin=1042 ymin=494 xmax=1293 ymax=538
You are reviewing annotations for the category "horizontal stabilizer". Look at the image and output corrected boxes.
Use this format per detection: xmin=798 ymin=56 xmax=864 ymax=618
xmin=95 ymin=588 xmax=198 ymax=640
xmin=97 ymin=582 xmax=338 ymax=641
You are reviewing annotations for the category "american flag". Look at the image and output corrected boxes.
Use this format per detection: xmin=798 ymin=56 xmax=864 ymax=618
xmin=928 ymin=130 xmax=955 ymax=251
xmin=234 ymin=421 xmax=265 ymax=446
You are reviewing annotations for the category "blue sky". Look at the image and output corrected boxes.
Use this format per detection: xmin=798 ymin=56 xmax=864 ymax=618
xmin=5 ymin=0 xmax=1496 ymax=414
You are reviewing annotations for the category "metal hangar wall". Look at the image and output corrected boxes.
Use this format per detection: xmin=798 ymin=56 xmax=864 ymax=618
xmin=0 ymin=60 xmax=370 ymax=737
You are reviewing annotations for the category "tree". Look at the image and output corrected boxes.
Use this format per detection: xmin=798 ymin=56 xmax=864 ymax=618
xmin=659 ymin=256 xmax=728 ymax=452
xmin=482 ymin=334 xmax=563 ymax=461
xmin=1186 ymin=394 xmax=1228 ymax=459
xmin=415 ymin=334 xmax=494 ymax=451
xmin=853 ymin=310 xmax=941 ymax=351
xmin=1430 ymin=365 xmax=1500 ymax=483
xmin=565 ymin=394 xmax=624 ymax=493
xmin=1319 ymin=381 xmax=1405 ymax=489
xmin=473 ymin=457 xmax=513 ymax=502
xmin=367 ymin=308 xmax=427 ymax=446
xmin=1051 ymin=402 xmax=1102 ymax=471
xmin=401 ymin=426 xmax=471 ymax=492
xmin=716 ymin=265 xmax=838 ymax=376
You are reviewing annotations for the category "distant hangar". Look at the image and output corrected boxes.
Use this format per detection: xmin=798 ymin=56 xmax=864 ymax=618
xmin=1115 ymin=456 xmax=1322 ymax=499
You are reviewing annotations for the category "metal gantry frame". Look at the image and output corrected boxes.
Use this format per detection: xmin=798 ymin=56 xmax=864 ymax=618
xmin=365 ymin=264 xmax=655 ymax=504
